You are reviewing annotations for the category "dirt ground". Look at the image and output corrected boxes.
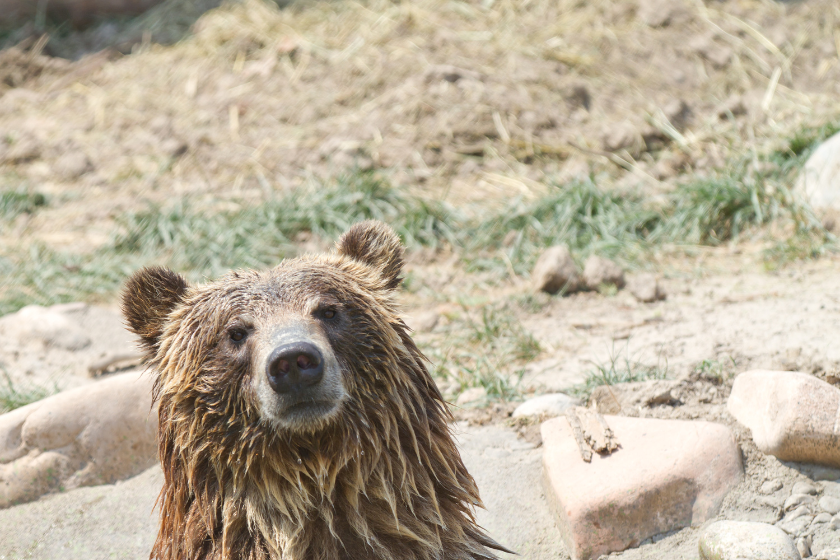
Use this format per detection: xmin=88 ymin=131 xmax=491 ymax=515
xmin=4 ymin=257 xmax=840 ymax=558
xmin=2 ymin=0 xmax=840 ymax=557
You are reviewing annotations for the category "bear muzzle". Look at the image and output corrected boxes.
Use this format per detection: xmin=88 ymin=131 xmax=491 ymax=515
xmin=266 ymin=341 xmax=325 ymax=393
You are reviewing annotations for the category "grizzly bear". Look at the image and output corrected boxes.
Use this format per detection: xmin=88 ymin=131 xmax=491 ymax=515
xmin=122 ymin=220 xmax=511 ymax=560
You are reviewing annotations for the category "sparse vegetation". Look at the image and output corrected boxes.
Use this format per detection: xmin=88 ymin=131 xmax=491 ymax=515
xmin=0 ymin=186 xmax=47 ymax=221
xmin=421 ymin=303 xmax=541 ymax=401
xmin=570 ymin=344 xmax=669 ymax=400
xmin=0 ymin=371 xmax=55 ymax=413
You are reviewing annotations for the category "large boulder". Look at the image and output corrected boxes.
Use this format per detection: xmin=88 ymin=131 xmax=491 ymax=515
xmin=728 ymin=370 xmax=840 ymax=467
xmin=0 ymin=372 xmax=158 ymax=508
xmin=541 ymin=415 xmax=742 ymax=560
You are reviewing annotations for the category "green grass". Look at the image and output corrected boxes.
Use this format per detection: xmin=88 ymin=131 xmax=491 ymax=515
xmin=0 ymin=371 xmax=55 ymax=413
xmin=0 ymin=186 xmax=47 ymax=221
xmin=421 ymin=302 xmax=541 ymax=401
xmin=569 ymin=344 xmax=669 ymax=400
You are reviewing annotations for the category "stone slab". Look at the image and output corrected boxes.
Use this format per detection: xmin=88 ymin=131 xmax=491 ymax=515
xmin=541 ymin=415 xmax=742 ymax=560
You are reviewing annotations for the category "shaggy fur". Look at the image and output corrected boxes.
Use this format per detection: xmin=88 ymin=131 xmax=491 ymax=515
xmin=122 ymin=220 xmax=510 ymax=560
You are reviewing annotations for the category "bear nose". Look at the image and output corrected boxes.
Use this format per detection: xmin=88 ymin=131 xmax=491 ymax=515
xmin=266 ymin=342 xmax=324 ymax=394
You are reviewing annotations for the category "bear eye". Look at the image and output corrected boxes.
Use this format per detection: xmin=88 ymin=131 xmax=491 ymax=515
xmin=321 ymin=308 xmax=337 ymax=320
xmin=229 ymin=328 xmax=248 ymax=343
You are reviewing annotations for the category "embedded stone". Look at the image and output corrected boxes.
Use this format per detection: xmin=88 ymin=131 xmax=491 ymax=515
xmin=728 ymin=370 xmax=840 ymax=467
xmin=541 ymin=415 xmax=742 ymax=560
xmin=698 ymin=520 xmax=800 ymax=560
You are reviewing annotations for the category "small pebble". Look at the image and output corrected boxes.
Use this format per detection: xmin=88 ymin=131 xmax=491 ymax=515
xmin=785 ymin=494 xmax=815 ymax=511
xmin=792 ymin=481 xmax=819 ymax=495
xmin=820 ymin=495 xmax=840 ymax=514
xmin=813 ymin=512 xmax=832 ymax=525
xmin=760 ymin=479 xmax=784 ymax=495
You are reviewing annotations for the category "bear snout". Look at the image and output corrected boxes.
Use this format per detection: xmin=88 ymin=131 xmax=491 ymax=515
xmin=266 ymin=341 xmax=325 ymax=393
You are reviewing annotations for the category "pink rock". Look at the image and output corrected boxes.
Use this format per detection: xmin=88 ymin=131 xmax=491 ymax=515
xmin=0 ymin=372 xmax=157 ymax=507
xmin=728 ymin=370 xmax=840 ymax=466
xmin=541 ymin=415 xmax=742 ymax=560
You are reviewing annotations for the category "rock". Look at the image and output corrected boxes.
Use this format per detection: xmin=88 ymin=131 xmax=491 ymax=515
xmin=792 ymin=481 xmax=819 ymax=495
xmin=532 ymin=245 xmax=581 ymax=295
xmin=821 ymin=496 xmax=840 ymax=514
xmin=627 ymin=273 xmax=666 ymax=303
xmin=0 ymin=304 xmax=91 ymax=351
xmin=784 ymin=494 xmax=815 ymax=511
xmin=512 ymin=393 xmax=579 ymax=418
xmin=761 ymin=479 xmax=784 ymax=494
xmin=601 ymin=121 xmax=645 ymax=157
xmin=637 ymin=0 xmax=690 ymax=28
xmin=53 ymin=152 xmax=92 ymax=181
xmin=582 ymin=256 xmax=625 ymax=291
xmin=778 ymin=514 xmax=814 ymax=537
xmin=406 ymin=310 xmax=440 ymax=333
xmin=817 ymin=549 xmax=840 ymax=560
xmin=698 ymin=520 xmax=800 ymax=560
xmin=814 ymin=512 xmax=833 ymax=525
xmin=541 ymin=415 xmax=742 ymax=560
xmin=797 ymin=536 xmax=812 ymax=558
xmin=795 ymin=131 xmax=840 ymax=211
xmin=590 ymin=379 xmax=680 ymax=415
xmin=0 ymin=372 xmax=158 ymax=508
xmin=727 ymin=370 xmax=840 ymax=467
xmin=456 ymin=386 xmax=487 ymax=406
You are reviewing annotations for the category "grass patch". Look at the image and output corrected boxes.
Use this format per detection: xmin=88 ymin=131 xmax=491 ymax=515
xmin=569 ymin=344 xmax=669 ymax=400
xmin=0 ymin=371 xmax=55 ymax=413
xmin=422 ymin=303 xmax=541 ymax=401
xmin=0 ymin=186 xmax=47 ymax=221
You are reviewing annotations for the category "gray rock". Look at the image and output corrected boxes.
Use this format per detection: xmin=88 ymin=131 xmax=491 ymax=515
xmin=512 ymin=393 xmax=578 ymax=418
xmin=582 ymin=256 xmax=625 ymax=291
xmin=778 ymin=514 xmax=814 ymax=536
xmin=761 ymin=479 xmax=784 ymax=494
xmin=813 ymin=513 xmax=833 ymax=525
xmin=532 ymin=245 xmax=581 ymax=295
xmin=698 ymin=520 xmax=801 ymax=560
xmin=0 ymin=304 xmax=91 ymax=351
xmin=820 ymin=495 xmax=840 ymax=514
xmin=816 ymin=549 xmax=840 ymax=560
xmin=796 ymin=132 xmax=840 ymax=210
xmin=759 ymin=494 xmax=785 ymax=509
xmin=785 ymin=494 xmax=816 ymax=511
xmin=627 ymin=273 xmax=666 ymax=303
xmin=793 ymin=481 xmax=819 ymax=495
xmin=797 ymin=536 xmax=812 ymax=559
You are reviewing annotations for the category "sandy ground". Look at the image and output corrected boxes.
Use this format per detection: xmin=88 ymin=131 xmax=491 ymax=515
xmin=4 ymin=258 xmax=840 ymax=558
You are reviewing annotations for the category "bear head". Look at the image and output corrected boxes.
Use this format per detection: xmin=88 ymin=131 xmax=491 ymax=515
xmin=121 ymin=220 xmax=507 ymax=560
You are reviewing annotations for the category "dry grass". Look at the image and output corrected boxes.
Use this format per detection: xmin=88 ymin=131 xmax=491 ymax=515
xmin=0 ymin=0 xmax=839 ymax=256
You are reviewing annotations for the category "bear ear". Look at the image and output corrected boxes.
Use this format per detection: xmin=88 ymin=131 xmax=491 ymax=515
xmin=121 ymin=266 xmax=189 ymax=356
xmin=336 ymin=220 xmax=404 ymax=289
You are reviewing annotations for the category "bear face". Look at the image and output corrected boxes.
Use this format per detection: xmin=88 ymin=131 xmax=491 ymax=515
xmin=122 ymin=220 xmax=509 ymax=560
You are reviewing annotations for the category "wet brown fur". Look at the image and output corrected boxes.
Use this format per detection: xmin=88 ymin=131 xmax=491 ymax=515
xmin=122 ymin=221 xmax=509 ymax=560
